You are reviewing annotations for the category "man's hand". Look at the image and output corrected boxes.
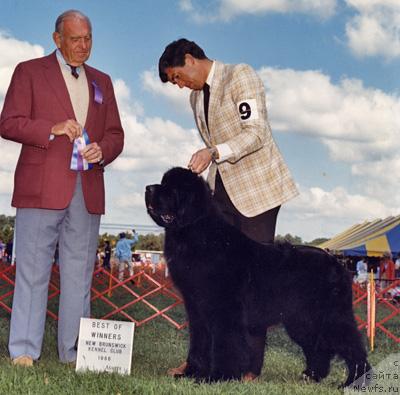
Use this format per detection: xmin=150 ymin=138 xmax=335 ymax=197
xmin=51 ymin=120 xmax=82 ymax=142
xmin=188 ymin=148 xmax=212 ymax=174
xmin=81 ymin=142 xmax=103 ymax=164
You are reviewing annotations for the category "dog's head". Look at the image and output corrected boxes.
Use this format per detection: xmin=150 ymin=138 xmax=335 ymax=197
xmin=145 ymin=167 xmax=212 ymax=229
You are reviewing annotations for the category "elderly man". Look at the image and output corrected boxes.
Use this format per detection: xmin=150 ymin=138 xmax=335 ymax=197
xmin=0 ymin=10 xmax=124 ymax=365
xmin=158 ymin=38 xmax=298 ymax=380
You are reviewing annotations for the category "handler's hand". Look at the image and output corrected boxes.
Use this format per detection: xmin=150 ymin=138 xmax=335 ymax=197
xmin=188 ymin=148 xmax=212 ymax=174
xmin=51 ymin=120 xmax=82 ymax=143
xmin=81 ymin=142 xmax=103 ymax=164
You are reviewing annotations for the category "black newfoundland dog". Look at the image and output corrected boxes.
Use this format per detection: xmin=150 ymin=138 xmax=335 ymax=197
xmin=145 ymin=167 xmax=370 ymax=386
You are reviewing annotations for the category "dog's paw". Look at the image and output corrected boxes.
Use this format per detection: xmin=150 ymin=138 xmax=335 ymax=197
xmin=167 ymin=361 xmax=187 ymax=378
xmin=242 ymin=372 xmax=258 ymax=382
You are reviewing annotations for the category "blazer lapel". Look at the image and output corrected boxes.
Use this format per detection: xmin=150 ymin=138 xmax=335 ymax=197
xmin=82 ymin=66 xmax=98 ymax=136
xmin=207 ymin=61 xmax=224 ymax=144
xmin=44 ymin=51 xmax=75 ymax=119
xmin=193 ymin=90 xmax=211 ymax=145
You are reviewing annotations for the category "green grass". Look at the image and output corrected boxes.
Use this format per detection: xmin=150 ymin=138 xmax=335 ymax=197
xmin=0 ymin=271 xmax=398 ymax=394
xmin=0 ymin=305 xmax=398 ymax=395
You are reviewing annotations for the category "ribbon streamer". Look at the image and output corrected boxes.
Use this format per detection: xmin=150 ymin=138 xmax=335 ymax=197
xmin=70 ymin=129 xmax=93 ymax=171
xmin=92 ymin=80 xmax=103 ymax=104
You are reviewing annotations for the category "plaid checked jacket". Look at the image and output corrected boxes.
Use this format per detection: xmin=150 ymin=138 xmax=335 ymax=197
xmin=190 ymin=61 xmax=299 ymax=217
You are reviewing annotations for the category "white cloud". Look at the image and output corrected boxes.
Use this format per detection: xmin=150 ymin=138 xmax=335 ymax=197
xmin=0 ymin=31 xmax=44 ymax=98
xmin=142 ymin=63 xmax=400 ymax=239
xmin=345 ymin=0 xmax=400 ymax=59
xmin=1 ymin=32 xmax=399 ymax=242
xmin=258 ymin=66 xmax=400 ymax=162
xmin=94 ymin=79 xmax=203 ymax=228
xmin=144 ymin=65 xmax=400 ymax=166
xmin=0 ymin=32 xmax=44 ymax=198
xmin=258 ymin=66 xmax=400 ymax=223
xmin=278 ymin=184 xmax=392 ymax=240
xmin=0 ymin=33 xmax=202 ymax=231
xmin=0 ymin=170 xmax=13 ymax=195
xmin=116 ymin=192 xmax=145 ymax=209
xmin=141 ymin=70 xmax=191 ymax=114
xmin=351 ymin=157 xmax=400 ymax=210
xmin=289 ymin=185 xmax=389 ymax=221
xmin=179 ymin=0 xmax=337 ymax=22
xmin=113 ymin=78 xmax=202 ymax=173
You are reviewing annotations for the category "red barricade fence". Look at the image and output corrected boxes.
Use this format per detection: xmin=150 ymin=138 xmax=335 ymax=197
xmin=0 ymin=259 xmax=187 ymax=330
xmin=352 ymin=278 xmax=400 ymax=344
xmin=0 ymin=259 xmax=398 ymax=345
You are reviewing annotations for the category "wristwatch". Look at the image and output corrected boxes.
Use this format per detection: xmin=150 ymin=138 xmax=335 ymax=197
xmin=208 ymin=146 xmax=219 ymax=161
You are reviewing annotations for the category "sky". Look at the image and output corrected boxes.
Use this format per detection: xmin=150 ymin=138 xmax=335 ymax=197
xmin=0 ymin=0 xmax=399 ymax=242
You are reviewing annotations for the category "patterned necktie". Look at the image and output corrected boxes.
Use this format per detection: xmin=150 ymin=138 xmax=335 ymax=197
xmin=67 ymin=64 xmax=79 ymax=79
xmin=203 ymin=83 xmax=210 ymax=129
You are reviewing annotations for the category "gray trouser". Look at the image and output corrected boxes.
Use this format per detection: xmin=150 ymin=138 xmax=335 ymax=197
xmin=118 ymin=258 xmax=133 ymax=281
xmin=9 ymin=175 xmax=100 ymax=362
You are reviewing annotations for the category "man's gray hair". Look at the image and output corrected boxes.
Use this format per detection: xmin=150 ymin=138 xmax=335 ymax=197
xmin=55 ymin=10 xmax=92 ymax=34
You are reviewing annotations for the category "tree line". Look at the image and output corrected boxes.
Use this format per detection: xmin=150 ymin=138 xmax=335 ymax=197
xmin=0 ymin=215 xmax=14 ymax=243
xmin=0 ymin=215 xmax=328 ymax=251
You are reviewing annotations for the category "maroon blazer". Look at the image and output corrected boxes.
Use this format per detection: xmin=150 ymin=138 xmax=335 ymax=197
xmin=0 ymin=51 xmax=124 ymax=214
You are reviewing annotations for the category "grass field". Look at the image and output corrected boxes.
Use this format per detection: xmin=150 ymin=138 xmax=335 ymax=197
xmin=0 ymin=298 xmax=398 ymax=395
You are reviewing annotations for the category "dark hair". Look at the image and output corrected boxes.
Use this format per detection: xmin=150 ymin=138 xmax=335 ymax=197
xmin=119 ymin=232 xmax=126 ymax=239
xmin=158 ymin=38 xmax=207 ymax=83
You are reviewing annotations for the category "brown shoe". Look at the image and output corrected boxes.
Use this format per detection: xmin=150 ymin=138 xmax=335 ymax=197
xmin=167 ymin=361 xmax=187 ymax=376
xmin=242 ymin=372 xmax=258 ymax=382
xmin=12 ymin=355 xmax=33 ymax=367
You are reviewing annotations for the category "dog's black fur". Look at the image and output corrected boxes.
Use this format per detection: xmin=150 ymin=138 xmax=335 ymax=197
xmin=145 ymin=167 xmax=370 ymax=386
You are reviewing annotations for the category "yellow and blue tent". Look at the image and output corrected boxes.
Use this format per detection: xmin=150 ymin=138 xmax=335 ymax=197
xmin=319 ymin=215 xmax=400 ymax=257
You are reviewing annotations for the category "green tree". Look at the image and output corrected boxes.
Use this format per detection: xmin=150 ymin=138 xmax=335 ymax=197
xmin=136 ymin=233 xmax=164 ymax=251
xmin=98 ymin=232 xmax=118 ymax=249
xmin=275 ymin=233 xmax=303 ymax=245
xmin=0 ymin=215 xmax=15 ymax=243
xmin=306 ymin=237 xmax=330 ymax=246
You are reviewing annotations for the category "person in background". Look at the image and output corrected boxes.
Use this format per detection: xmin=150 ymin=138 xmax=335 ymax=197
xmin=0 ymin=240 xmax=4 ymax=262
xmin=0 ymin=10 xmax=124 ymax=366
xmin=94 ymin=248 xmax=101 ymax=271
xmin=395 ymin=253 xmax=400 ymax=279
xmin=355 ymin=257 xmax=368 ymax=285
xmin=115 ymin=230 xmax=139 ymax=282
xmin=380 ymin=252 xmax=395 ymax=290
xmin=103 ymin=240 xmax=111 ymax=270
xmin=5 ymin=241 xmax=13 ymax=264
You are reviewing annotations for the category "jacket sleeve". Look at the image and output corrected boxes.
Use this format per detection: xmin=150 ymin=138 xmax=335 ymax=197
xmin=224 ymin=64 xmax=271 ymax=164
xmin=0 ymin=62 xmax=53 ymax=149
xmin=97 ymin=76 xmax=124 ymax=166
xmin=115 ymin=242 xmax=121 ymax=258
xmin=130 ymin=233 xmax=139 ymax=245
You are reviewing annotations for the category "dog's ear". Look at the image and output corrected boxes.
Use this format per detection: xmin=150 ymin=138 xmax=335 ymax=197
xmin=175 ymin=179 xmax=212 ymax=227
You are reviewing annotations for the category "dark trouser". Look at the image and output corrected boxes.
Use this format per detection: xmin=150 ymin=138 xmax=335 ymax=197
xmin=213 ymin=171 xmax=280 ymax=244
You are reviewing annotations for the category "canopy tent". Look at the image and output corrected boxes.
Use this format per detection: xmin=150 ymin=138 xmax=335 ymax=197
xmin=318 ymin=215 xmax=400 ymax=257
